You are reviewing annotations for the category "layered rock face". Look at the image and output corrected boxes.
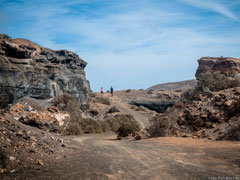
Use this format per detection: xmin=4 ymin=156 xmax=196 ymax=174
xmin=0 ymin=34 xmax=90 ymax=107
xmin=196 ymin=57 xmax=240 ymax=79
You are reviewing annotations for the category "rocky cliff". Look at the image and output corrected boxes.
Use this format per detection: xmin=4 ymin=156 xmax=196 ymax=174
xmin=195 ymin=57 xmax=240 ymax=79
xmin=0 ymin=34 xmax=90 ymax=108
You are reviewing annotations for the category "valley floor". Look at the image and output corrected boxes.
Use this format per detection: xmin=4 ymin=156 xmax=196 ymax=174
xmin=1 ymin=133 xmax=239 ymax=180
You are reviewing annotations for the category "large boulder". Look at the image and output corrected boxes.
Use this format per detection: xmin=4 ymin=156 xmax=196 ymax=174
xmin=195 ymin=57 xmax=240 ymax=79
xmin=0 ymin=34 xmax=90 ymax=108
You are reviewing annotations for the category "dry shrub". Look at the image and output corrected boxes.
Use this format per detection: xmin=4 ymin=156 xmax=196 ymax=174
xmin=147 ymin=108 xmax=179 ymax=137
xmin=61 ymin=120 xmax=83 ymax=135
xmin=197 ymin=72 xmax=239 ymax=92
xmin=148 ymin=115 xmax=169 ymax=137
xmin=18 ymin=97 xmax=45 ymax=111
xmin=107 ymin=106 xmax=120 ymax=113
xmin=217 ymin=122 xmax=240 ymax=141
xmin=53 ymin=94 xmax=103 ymax=135
xmin=105 ymin=114 xmax=141 ymax=138
xmin=100 ymin=121 xmax=111 ymax=132
xmin=89 ymin=92 xmax=97 ymax=98
xmin=147 ymin=89 xmax=154 ymax=94
xmin=95 ymin=96 xmax=111 ymax=105
xmin=52 ymin=94 xmax=80 ymax=112
xmin=125 ymin=89 xmax=131 ymax=93
xmin=182 ymin=72 xmax=240 ymax=102
xmin=80 ymin=118 xmax=102 ymax=134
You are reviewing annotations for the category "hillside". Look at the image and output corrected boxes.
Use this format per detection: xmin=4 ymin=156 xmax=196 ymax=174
xmin=148 ymin=79 xmax=197 ymax=91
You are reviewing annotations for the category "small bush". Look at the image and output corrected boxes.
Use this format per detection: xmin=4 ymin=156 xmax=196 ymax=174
xmin=197 ymin=72 xmax=239 ymax=92
xmin=100 ymin=121 xmax=111 ymax=132
xmin=107 ymin=106 xmax=120 ymax=113
xmin=18 ymin=97 xmax=45 ymax=111
xmin=147 ymin=89 xmax=154 ymax=94
xmin=80 ymin=118 xmax=102 ymax=134
xmin=148 ymin=115 xmax=169 ymax=137
xmin=52 ymin=94 xmax=80 ymax=112
xmin=89 ymin=92 xmax=97 ymax=98
xmin=182 ymin=88 xmax=198 ymax=102
xmin=95 ymin=96 xmax=111 ymax=105
xmin=125 ymin=89 xmax=131 ymax=93
xmin=53 ymin=94 xmax=103 ymax=135
xmin=61 ymin=120 xmax=83 ymax=135
xmin=117 ymin=120 xmax=140 ymax=138
xmin=105 ymin=114 xmax=141 ymax=138
xmin=217 ymin=123 xmax=240 ymax=141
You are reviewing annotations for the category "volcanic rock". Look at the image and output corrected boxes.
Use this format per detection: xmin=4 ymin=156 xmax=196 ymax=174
xmin=0 ymin=34 xmax=90 ymax=108
xmin=195 ymin=57 xmax=240 ymax=79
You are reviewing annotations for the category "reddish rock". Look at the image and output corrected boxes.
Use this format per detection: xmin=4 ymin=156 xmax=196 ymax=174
xmin=196 ymin=57 xmax=240 ymax=79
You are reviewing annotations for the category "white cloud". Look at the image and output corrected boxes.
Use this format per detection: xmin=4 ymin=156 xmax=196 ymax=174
xmin=179 ymin=0 xmax=238 ymax=20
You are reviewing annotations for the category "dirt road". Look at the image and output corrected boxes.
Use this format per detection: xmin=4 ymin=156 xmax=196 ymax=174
xmin=109 ymin=95 xmax=150 ymax=129
xmin=2 ymin=133 xmax=239 ymax=180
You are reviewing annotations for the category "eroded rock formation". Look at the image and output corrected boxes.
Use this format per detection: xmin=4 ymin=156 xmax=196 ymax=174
xmin=0 ymin=34 xmax=90 ymax=107
xmin=196 ymin=57 xmax=240 ymax=79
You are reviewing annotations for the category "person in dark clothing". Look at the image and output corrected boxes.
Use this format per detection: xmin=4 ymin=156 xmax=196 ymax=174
xmin=110 ymin=86 xmax=113 ymax=96
xmin=101 ymin=87 xmax=103 ymax=94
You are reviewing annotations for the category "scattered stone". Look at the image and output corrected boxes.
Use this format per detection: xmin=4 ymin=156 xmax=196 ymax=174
xmin=135 ymin=134 xmax=141 ymax=140
xmin=9 ymin=156 xmax=16 ymax=161
xmin=29 ymin=145 xmax=36 ymax=153
xmin=10 ymin=169 xmax=15 ymax=173
xmin=0 ymin=168 xmax=7 ymax=173
xmin=17 ymin=130 xmax=23 ymax=136
xmin=38 ymin=160 xmax=44 ymax=166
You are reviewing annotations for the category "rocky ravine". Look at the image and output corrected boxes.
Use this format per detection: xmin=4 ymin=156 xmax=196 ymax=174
xmin=0 ymin=34 xmax=90 ymax=108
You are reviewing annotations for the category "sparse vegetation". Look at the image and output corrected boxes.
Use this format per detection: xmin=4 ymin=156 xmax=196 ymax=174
xmin=147 ymin=89 xmax=154 ymax=94
xmin=148 ymin=115 xmax=169 ymax=137
xmin=89 ymin=92 xmax=97 ymax=98
xmin=125 ymin=89 xmax=131 ymax=93
xmin=52 ymin=95 xmax=140 ymax=136
xmin=95 ymin=96 xmax=111 ymax=105
xmin=107 ymin=106 xmax=120 ymax=113
xmin=182 ymin=72 xmax=240 ymax=101
xmin=52 ymin=94 xmax=102 ymax=135
xmin=105 ymin=114 xmax=141 ymax=138
xmin=18 ymin=97 xmax=45 ymax=111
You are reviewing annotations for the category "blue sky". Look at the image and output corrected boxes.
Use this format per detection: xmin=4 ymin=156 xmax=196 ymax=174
xmin=0 ymin=0 xmax=240 ymax=91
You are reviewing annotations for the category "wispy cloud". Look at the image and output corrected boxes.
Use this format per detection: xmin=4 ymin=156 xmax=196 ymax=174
xmin=179 ymin=0 xmax=238 ymax=20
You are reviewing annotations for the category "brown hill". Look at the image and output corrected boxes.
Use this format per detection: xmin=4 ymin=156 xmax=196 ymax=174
xmin=148 ymin=79 xmax=197 ymax=91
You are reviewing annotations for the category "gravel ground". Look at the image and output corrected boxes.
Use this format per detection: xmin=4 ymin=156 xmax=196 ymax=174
xmin=1 ymin=133 xmax=239 ymax=180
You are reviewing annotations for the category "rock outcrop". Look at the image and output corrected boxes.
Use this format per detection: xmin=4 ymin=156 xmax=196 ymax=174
xmin=130 ymin=100 xmax=175 ymax=113
xmin=0 ymin=34 xmax=90 ymax=108
xmin=195 ymin=57 xmax=240 ymax=79
xmin=176 ymin=87 xmax=240 ymax=140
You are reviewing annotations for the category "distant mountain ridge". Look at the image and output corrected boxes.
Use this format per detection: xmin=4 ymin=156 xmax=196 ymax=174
xmin=148 ymin=79 xmax=197 ymax=91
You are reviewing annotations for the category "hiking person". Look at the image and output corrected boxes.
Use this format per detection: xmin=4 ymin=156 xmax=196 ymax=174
xmin=110 ymin=86 xmax=113 ymax=96
xmin=101 ymin=87 xmax=103 ymax=94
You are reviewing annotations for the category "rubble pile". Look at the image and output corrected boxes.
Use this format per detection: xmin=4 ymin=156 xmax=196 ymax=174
xmin=176 ymin=87 xmax=240 ymax=140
